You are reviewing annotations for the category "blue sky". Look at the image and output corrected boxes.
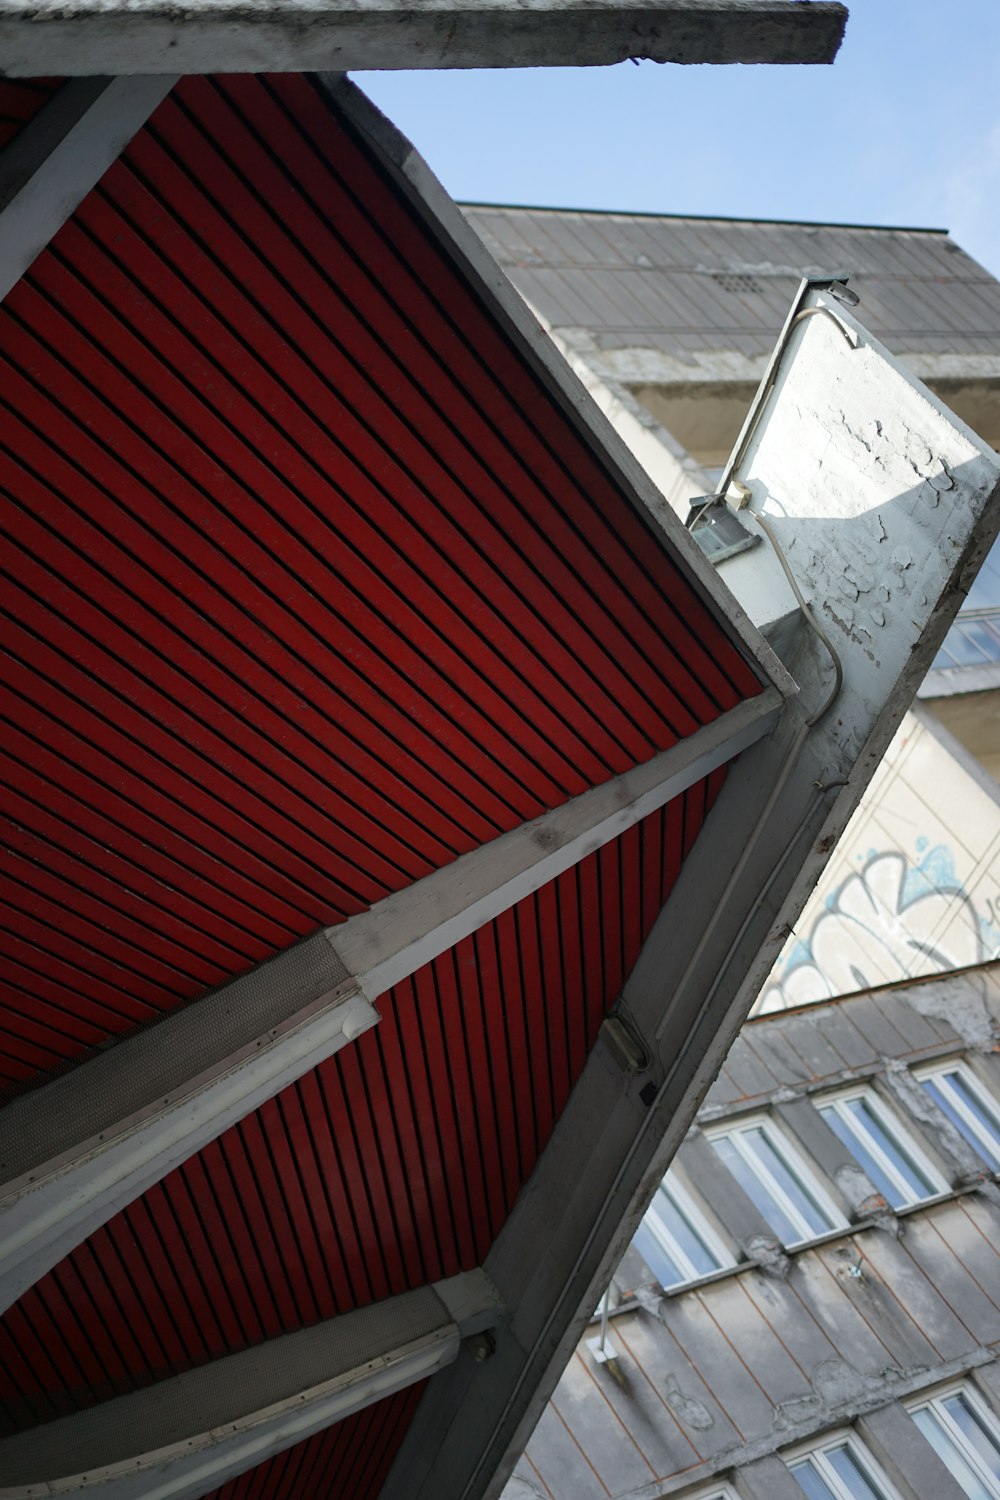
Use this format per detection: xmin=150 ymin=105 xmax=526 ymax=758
xmin=356 ymin=2 xmax=1000 ymax=277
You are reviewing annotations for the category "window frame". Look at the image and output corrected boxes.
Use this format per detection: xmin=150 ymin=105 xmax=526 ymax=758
xmin=784 ymin=1428 xmax=901 ymax=1500
xmin=816 ymin=1082 xmax=949 ymax=1209
xmin=914 ymin=1061 xmax=1000 ymax=1172
xmin=635 ymin=1168 xmax=735 ymax=1289
xmin=906 ymin=1380 xmax=1000 ymax=1499
xmin=704 ymin=1111 xmax=848 ymax=1248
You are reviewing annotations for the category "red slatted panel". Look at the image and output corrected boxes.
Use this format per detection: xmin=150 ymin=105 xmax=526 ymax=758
xmin=0 ymin=778 xmax=726 ymax=1437
xmin=0 ymin=78 xmax=62 ymax=150
xmin=206 ymin=1384 xmax=424 ymax=1500
xmin=0 ymin=73 xmax=759 ymax=1094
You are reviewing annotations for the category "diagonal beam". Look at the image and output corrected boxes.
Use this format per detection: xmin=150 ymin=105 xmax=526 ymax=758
xmin=0 ymin=1270 xmax=501 ymax=1500
xmin=379 ymin=300 xmax=1000 ymax=1500
xmin=328 ymin=688 xmax=781 ymax=1000
xmin=0 ymin=2 xmax=848 ymax=77
xmin=0 ymin=691 xmax=779 ymax=1315
xmin=0 ymin=74 xmax=176 ymax=305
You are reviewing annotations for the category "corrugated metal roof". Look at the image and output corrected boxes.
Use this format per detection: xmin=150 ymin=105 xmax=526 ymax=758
xmin=463 ymin=206 xmax=1000 ymax=363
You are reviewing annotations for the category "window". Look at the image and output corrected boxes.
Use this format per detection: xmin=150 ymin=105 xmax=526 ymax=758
xmin=818 ymin=1086 xmax=947 ymax=1209
xmin=706 ymin=1115 xmax=847 ymax=1247
xmin=631 ymin=1169 xmax=734 ymax=1289
xmin=908 ymin=1384 xmax=1000 ymax=1499
xmin=680 ymin=1487 xmax=738 ymax=1500
xmin=786 ymin=1433 xmax=899 ymax=1500
xmin=916 ymin=1063 xmax=1000 ymax=1171
xmin=932 ymin=537 xmax=1000 ymax=670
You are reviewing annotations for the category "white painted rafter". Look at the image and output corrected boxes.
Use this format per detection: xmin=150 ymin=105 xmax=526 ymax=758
xmin=0 ymin=74 xmax=176 ymax=305
xmin=0 ymin=1270 xmax=501 ymax=1500
xmin=328 ymin=688 xmax=782 ymax=1000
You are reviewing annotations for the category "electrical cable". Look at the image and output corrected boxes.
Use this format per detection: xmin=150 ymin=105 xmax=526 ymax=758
xmin=750 ymin=509 xmax=844 ymax=725
xmin=716 ymin=300 xmax=857 ymax=501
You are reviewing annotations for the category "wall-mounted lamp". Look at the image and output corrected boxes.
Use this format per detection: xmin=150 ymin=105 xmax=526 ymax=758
xmin=686 ymin=496 xmax=760 ymax=565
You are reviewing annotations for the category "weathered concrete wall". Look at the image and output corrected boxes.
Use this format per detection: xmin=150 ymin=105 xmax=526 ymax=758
xmin=0 ymin=0 xmax=848 ymax=76
xmin=757 ymin=711 xmax=1000 ymax=1013
xmin=504 ymin=972 xmax=1000 ymax=1500
xmin=708 ymin=964 xmax=1000 ymax=1116
xmin=509 ymin=1196 xmax=1000 ymax=1498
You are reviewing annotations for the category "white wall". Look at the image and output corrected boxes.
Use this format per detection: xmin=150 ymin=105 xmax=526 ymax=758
xmin=757 ymin=710 xmax=1000 ymax=1011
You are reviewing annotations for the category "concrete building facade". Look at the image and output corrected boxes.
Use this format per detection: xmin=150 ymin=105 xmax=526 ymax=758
xmin=470 ymin=208 xmax=1000 ymax=1500
xmin=504 ymin=963 xmax=1000 ymax=1500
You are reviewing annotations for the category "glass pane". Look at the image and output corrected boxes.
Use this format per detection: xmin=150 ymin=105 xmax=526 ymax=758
xmin=822 ymin=1105 xmax=906 ymax=1209
xmin=950 ymin=1077 xmax=1000 ymax=1170
xmin=912 ymin=1407 xmax=995 ymax=1500
xmin=922 ymin=1076 xmax=1000 ymax=1170
xmin=930 ymin=642 xmax=960 ymax=671
xmin=964 ymin=539 xmax=1000 ymax=610
xmin=827 ymin=1443 xmax=889 ymax=1499
xmin=711 ymin=1133 xmax=801 ymax=1246
xmin=962 ymin=619 xmax=1000 ymax=664
xmin=943 ymin=1394 xmax=1000 ymax=1482
xmin=789 ymin=1459 xmax=838 ymax=1500
xmin=741 ymin=1127 xmax=833 ymax=1237
xmin=631 ymin=1218 xmax=684 ymax=1289
xmin=942 ymin=620 xmax=992 ymax=666
xmin=654 ymin=1184 xmax=721 ymax=1278
xmin=843 ymin=1098 xmax=934 ymax=1203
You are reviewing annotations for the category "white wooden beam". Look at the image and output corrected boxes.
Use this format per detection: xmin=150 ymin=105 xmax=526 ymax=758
xmin=0 ymin=692 xmax=777 ymax=1316
xmin=0 ymin=1270 xmax=501 ymax=1499
xmin=0 ymin=1 xmax=848 ymax=77
xmin=0 ymin=74 xmax=176 ymax=304
xmin=329 ymin=688 xmax=782 ymax=1000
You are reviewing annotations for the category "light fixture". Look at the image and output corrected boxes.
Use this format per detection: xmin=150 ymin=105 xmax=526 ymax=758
xmin=686 ymin=496 xmax=761 ymax=565
xmin=807 ymin=272 xmax=861 ymax=307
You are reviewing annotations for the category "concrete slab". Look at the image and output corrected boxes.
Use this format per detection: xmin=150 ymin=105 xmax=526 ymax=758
xmin=0 ymin=0 xmax=848 ymax=77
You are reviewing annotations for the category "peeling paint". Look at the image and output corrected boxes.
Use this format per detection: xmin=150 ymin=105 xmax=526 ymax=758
xmin=905 ymin=974 xmax=998 ymax=1051
xmin=833 ymin=1162 xmax=880 ymax=1216
xmin=883 ymin=1059 xmax=987 ymax=1179
xmin=745 ymin=1233 xmax=791 ymax=1279
xmin=664 ymin=1374 xmax=715 ymax=1431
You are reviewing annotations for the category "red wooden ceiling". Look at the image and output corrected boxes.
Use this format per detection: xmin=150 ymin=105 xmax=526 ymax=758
xmin=0 ymin=73 xmax=758 ymax=1093
xmin=0 ymin=70 xmax=761 ymax=1496
xmin=0 ymin=777 xmax=725 ymax=1435
xmin=0 ymin=78 xmax=62 ymax=150
xmin=199 ymin=1385 xmax=426 ymax=1500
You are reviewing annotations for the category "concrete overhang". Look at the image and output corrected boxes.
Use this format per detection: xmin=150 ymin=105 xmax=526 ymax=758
xmin=4 ymin=70 xmax=1000 ymax=1500
xmin=0 ymin=0 xmax=848 ymax=76
xmin=379 ymin=281 xmax=1000 ymax=1500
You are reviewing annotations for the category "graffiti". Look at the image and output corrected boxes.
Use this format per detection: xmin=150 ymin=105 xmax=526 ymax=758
xmin=758 ymin=844 xmax=1000 ymax=1014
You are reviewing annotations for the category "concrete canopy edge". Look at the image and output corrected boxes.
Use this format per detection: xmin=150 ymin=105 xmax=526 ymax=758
xmin=0 ymin=2 xmax=848 ymax=77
